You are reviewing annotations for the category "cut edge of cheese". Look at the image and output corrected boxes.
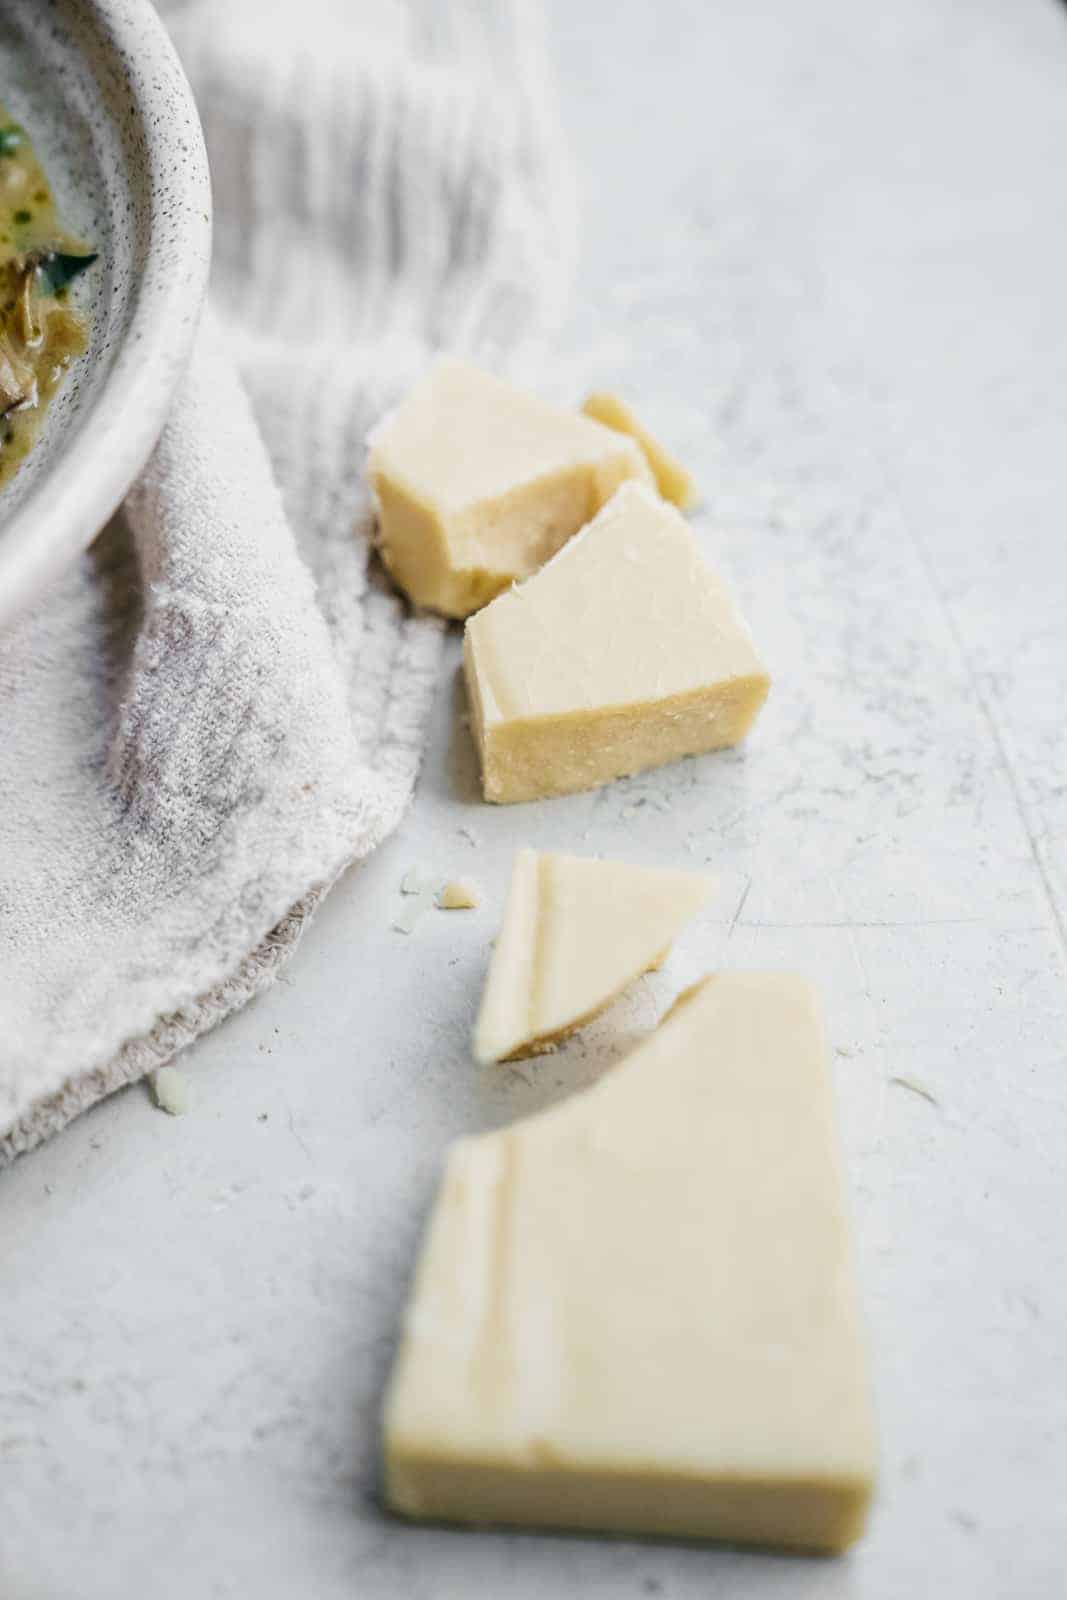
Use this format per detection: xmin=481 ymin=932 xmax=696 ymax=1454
xmin=384 ymin=971 xmax=878 ymax=1552
xmin=581 ymin=390 xmax=698 ymax=510
xmin=473 ymin=848 xmax=715 ymax=1063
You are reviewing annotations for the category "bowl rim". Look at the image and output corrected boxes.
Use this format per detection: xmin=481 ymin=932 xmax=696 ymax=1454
xmin=0 ymin=0 xmax=212 ymax=629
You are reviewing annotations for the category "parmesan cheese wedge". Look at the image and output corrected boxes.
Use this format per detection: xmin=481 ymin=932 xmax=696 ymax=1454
xmin=463 ymin=481 xmax=769 ymax=803
xmin=383 ymin=973 xmax=877 ymax=1552
xmin=474 ymin=848 xmax=713 ymax=1063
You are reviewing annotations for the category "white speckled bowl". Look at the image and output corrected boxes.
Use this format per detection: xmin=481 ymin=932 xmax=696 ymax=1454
xmin=0 ymin=0 xmax=211 ymax=627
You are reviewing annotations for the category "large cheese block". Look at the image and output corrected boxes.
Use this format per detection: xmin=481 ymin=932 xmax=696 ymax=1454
xmin=463 ymin=481 xmax=769 ymax=803
xmin=474 ymin=848 xmax=714 ymax=1063
xmin=383 ymin=973 xmax=877 ymax=1552
xmin=367 ymin=360 xmax=651 ymax=618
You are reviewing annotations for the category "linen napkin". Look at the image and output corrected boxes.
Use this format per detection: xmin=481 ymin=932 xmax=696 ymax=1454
xmin=0 ymin=0 xmax=574 ymax=1162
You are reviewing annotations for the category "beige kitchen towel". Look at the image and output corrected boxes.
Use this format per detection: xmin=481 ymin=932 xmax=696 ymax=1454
xmin=0 ymin=0 xmax=574 ymax=1162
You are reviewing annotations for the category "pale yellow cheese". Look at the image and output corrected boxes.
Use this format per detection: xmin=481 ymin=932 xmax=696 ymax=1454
xmin=463 ymin=481 xmax=769 ymax=803
xmin=437 ymin=880 xmax=480 ymax=910
xmin=383 ymin=973 xmax=877 ymax=1552
xmin=582 ymin=390 xmax=698 ymax=509
xmin=474 ymin=848 xmax=713 ymax=1063
xmin=149 ymin=1067 xmax=189 ymax=1117
xmin=368 ymin=360 xmax=652 ymax=618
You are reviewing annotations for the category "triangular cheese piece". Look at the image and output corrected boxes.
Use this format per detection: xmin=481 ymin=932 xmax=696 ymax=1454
xmin=473 ymin=848 xmax=714 ymax=1064
xmin=367 ymin=360 xmax=652 ymax=618
xmin=384 ymin=973 xmax=878 ymax=1552
xmin=463 ymin=481 xmax=770 ymax=803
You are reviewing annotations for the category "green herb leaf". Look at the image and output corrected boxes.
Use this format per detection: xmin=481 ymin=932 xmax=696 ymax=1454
xmin=36 ymin=250 xmax=98 ymax=296
xmin=0 ymin=127 xmax=22 ymax=157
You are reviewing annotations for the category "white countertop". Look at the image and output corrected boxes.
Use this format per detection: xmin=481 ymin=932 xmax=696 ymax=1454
xmin=4 ymin=1 xmax=1066 ymax=1594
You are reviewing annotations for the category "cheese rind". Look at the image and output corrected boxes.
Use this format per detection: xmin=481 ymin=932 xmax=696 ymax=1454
xmin=474 ymin=848 xmax=714 ymax=1063
xmin=383 ymin=973 xmax=877 ymax=1552
xmin=368 ymin=361 xmax=651 ymax=618
xmin=581 ymin=390 xmax=698 ymax=509
xmin=463 ymin=481 xmax=769 ymax=802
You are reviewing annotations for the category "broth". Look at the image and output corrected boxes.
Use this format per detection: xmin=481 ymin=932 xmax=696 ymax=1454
xmin=0 ymin=103 xmax=95 ymax=489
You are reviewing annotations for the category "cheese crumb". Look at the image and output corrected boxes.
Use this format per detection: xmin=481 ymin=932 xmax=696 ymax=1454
xmin=437 ymin=880 xmax=480 ymax=910
xmin=581 ymin=390 xmax=698 ymax=510
xmin=150 ymin=1067 xmax=189 ymax=1116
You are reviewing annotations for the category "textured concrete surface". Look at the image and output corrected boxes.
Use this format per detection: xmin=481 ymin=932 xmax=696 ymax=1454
xmin=3 ymin=1 xmax=1066 ymax=1595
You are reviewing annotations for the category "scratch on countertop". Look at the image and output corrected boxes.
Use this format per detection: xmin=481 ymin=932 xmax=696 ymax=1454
xmin=890 ymin=1074 xmax=941 ymax=1108
xmin=285 ymin=1104 xmax=312 ymax=1160
xmin=727 ymin=878 xmax=752 ymax=940
xmin=741 ymin=918 xmax=989 ymax=929
xmin=842 ymin=364 xmax=1067 ymax=970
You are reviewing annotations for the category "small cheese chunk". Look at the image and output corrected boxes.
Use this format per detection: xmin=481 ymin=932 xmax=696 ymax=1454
xmin=582 ymin=390 xmax=698 ymax=509
xmin=437 ymin=880 xmax=480 ymax=910
xmin=150 ymin=1067 xmax=189 ymax=1117
xmin=474 ymin=848 xmax=713 ymax=1063
xmin=368 ymin=360 xmax=651 ymax=618
xmin=463 ymin=481 xmax=769 ymax=803
xmin=383 ymin=974 xmax=877 ymax=1552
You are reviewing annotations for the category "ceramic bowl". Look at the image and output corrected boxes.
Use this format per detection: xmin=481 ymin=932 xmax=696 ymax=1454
xmin=0 ymin=0 xmax=211 ymax=627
